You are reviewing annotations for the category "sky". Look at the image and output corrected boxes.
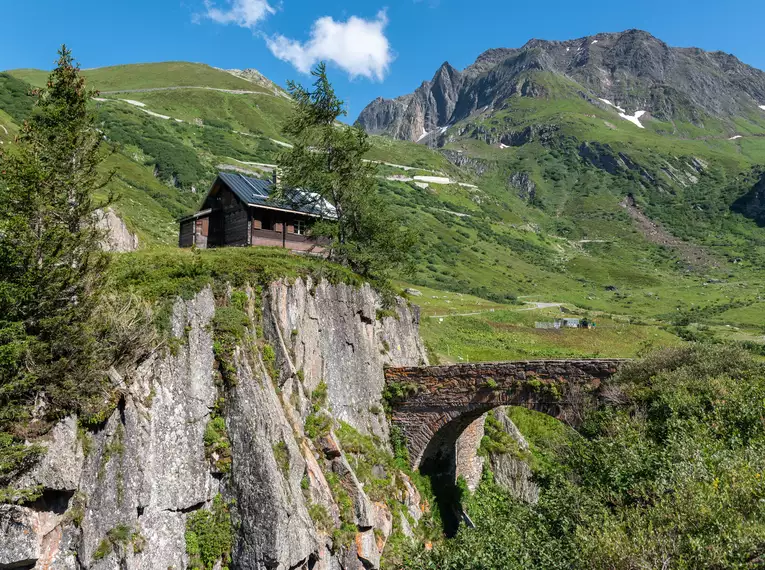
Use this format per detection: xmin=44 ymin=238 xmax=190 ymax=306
xmin=1 ymin=0 xmax=764 ymax=120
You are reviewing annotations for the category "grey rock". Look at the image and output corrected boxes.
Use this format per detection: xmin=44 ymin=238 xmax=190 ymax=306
xmin=372 ymin=502 xmax=393 ymax=551
xmin=508 ymin=172 xmax=537 ymax=203
xmin=732 ymin=171 xmax=765 ymax=227
xmin=398 ymin=472 xmax=424 ymax=537
xmin=331 ymin=456 xmax=376 ymax=529
xmin=371 ymin=464 xmax=387 ymax=479
xmin=76 ymin=288 xmax=219 ymax=568
xmin=226 ymin=345 xmax=318 ymax=569
xmin=264 ymin=278 xmax=427 ymax=440
xmin=0 ymin=505 xmax=40 ymax=567
xmin=488 ymin=409 xmax=539 ymax=503
xmin=97 ymin=208 xmax=139 ymax=253
xmin=0 ymin=281 xmax=426 ymax=570
xmin=355 ymin=529 xmax=381 ymax=569
xmin=356 ymin=62 xmax=463 ymax=142
xmin=440 ymin=150 xmax=489 ymax=176
xmin=16 ymin=415 xmax=83 ymax=492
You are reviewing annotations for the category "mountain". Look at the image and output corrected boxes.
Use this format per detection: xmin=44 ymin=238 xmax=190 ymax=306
xmin=356 ymin=29 xmax=765 ymax=141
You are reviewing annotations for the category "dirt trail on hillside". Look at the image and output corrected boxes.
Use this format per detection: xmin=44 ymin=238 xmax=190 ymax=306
xmin=620 ymin=194 xmax=719 ymax=268
xmin=99 ymin=86 xmax=280 ymax=97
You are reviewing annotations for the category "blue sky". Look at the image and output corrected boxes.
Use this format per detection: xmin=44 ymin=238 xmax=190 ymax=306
xmin=1 ymin=0 xmax=764 ymax=120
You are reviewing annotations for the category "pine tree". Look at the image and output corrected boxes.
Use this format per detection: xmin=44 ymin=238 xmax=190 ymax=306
xmin=0 ymin=46 xmax=111 ymax=427
xmin=275 ymin=63 xmax=417 ymax=282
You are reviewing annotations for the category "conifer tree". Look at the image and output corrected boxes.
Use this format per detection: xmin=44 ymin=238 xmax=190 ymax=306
xmin=0 ymin=46 xmax=111 ymax=426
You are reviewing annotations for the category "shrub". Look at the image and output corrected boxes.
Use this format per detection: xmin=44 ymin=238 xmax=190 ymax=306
xmin=185 ymin=495 xmax=234 ymax=570
xmin=203 ymin=415 xmax=232 ymax=473
xmin=405 ymin=345 xmax=765 ymax=569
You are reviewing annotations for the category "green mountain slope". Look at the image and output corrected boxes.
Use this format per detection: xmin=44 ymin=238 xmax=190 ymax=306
xmin=2 ymin=54 xmax=765 ymax=349
xmin=8 ymin=61 xmax=264 ymax=91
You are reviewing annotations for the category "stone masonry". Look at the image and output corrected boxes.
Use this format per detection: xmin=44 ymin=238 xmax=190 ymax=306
xmin=385 ymin=359 xmax=627 ymax=470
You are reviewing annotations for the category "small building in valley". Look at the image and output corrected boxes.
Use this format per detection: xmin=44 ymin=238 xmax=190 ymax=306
xmin=179 ymin=172 xmax=335 ymax=253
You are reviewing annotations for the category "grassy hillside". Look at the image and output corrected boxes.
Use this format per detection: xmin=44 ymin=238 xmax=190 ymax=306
xmin=2 ymin=61 xmax=765 ymax=355
xmin=8 ymin=62 xmax=262 ymax=91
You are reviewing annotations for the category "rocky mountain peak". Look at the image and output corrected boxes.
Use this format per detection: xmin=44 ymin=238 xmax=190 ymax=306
xmin=355 ymin=29 xmax=765 ymax=142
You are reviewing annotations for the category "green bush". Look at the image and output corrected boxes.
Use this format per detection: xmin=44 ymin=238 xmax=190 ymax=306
xmin=406 ymin=345 xmax=765 ymax=570
xmin=203 ymin=416 xmax=232 ymax=473
xmin=185 ymin=495 xmax=234 ymax=570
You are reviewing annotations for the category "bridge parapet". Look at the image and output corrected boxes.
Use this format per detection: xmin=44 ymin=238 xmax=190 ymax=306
xmin=385 ymin=359 xmax=628 ymax=470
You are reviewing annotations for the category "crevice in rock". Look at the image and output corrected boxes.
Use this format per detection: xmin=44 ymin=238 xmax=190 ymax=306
xmin=288 ymin=557 xmax=309 ymax=570
xmin=0 ymin=561 xmax=37 ymax=570
xmin=356 ymin=310 xmax=373 ymax=326
xmin=117 ymin=394 xmax=127 ymax=426
xmin=165 ymin=500 xmax=207 ymax=514
xmin=136 ymin=505 xmax=145 ymax=518
xmin=28 ymin=489 xmax=75 ymax=515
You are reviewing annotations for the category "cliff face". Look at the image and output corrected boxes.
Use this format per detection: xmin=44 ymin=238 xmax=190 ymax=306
xmin=0 ymin=279 xmax=427 ymax=570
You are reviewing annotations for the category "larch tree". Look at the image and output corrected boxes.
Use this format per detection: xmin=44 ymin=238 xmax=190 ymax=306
xmin=274 ymin=62 xmax=418 ymax=283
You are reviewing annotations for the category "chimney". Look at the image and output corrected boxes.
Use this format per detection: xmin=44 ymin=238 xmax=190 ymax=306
xmin=272 ymin=168 xmax=281 ymax=187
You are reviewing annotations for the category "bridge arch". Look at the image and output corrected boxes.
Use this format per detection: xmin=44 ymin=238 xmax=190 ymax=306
xmin=385 ymin=359 xmax=626 ymax=472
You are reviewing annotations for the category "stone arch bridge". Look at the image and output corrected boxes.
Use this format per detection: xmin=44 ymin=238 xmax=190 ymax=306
xmin=385 ymin=359 xmax=627 ymax=472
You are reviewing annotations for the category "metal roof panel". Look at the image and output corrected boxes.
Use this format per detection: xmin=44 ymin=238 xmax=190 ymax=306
xmin=216 ymin=172 xmax=337 ymax=219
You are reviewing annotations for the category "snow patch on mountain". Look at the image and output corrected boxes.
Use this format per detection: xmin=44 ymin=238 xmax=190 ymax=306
xmin=619 ymin=110 xmax=647 ymax=128
xmin=598 ymin=98 xmax=626 ymax=113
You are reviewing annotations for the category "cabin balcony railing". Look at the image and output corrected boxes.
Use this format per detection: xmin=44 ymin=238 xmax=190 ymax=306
xmin=251 ymin=228 xmax=327 ymax=253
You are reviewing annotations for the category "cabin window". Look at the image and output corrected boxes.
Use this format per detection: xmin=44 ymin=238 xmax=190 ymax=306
xmin=294 ymin=220 xmax=306 ymax=235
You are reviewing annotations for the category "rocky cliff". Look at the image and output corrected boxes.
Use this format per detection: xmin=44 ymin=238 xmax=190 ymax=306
xmin=0 ymin=279 xmax=429 ymax=570
xmin=355 ymin=29 xmax=765 ymax=141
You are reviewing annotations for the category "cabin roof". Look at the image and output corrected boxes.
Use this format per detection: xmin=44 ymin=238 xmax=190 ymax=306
xmin=218 ymin=172 xmax=337 ymax=219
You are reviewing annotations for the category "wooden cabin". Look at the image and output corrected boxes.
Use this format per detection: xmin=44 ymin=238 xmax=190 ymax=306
xmin=179 ymin=172 xmax=335 ymax=253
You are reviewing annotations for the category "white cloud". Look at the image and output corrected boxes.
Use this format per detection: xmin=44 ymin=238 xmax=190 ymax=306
xmin=266 ymin=11 xmax=393 ymax=81
xmin=202 ymin=0 xmax=275 ymax=29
